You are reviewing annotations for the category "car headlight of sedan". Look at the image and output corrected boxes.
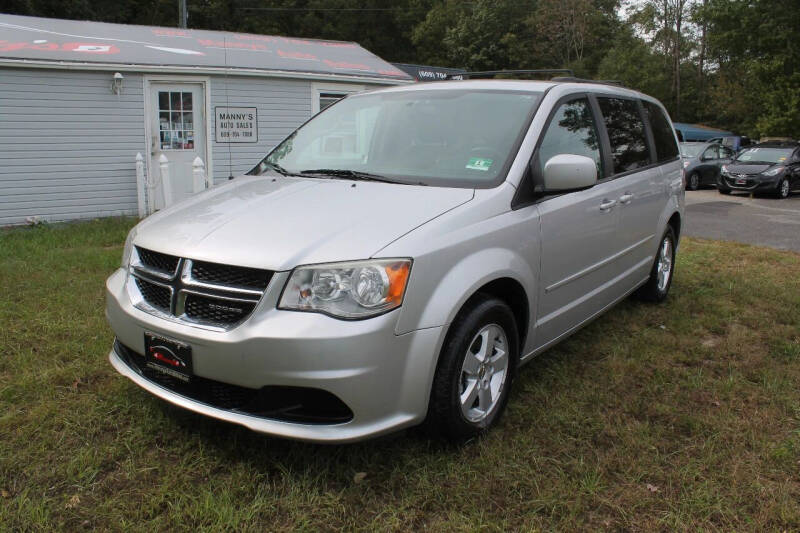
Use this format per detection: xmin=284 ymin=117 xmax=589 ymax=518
xmin=683 ymin=160 xmax=690 ymax=168
xmin=121 ymin=226 xmax=138 ymax=269
xmin=279 ymin=259 xmax=412 ymax=319
xmin=762 ymin=166 xmax=784 ymax=177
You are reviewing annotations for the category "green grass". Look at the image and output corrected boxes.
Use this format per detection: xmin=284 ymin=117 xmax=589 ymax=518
xmin=1 ymin=218 xmax=799 ymax=531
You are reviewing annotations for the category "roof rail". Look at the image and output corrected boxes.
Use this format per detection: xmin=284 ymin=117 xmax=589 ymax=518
xmin=446 ymin=69 xmax=574 ymax=80
xmin=550 ymin=76 xmax=624 ymax=86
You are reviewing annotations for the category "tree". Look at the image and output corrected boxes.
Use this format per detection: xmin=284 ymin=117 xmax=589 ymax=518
xmin=526 ymin=0 xmax=620 ymax=76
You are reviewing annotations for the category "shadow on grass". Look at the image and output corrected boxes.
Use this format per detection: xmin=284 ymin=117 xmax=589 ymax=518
xmin=140 ymin=297 xmax=647 ymax=484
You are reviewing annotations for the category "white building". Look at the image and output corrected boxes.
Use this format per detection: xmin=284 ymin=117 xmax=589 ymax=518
xmin=0 ymin=14 xmax=411 ymax=225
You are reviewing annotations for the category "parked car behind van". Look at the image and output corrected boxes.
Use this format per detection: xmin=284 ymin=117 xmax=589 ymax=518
xmin=718 ymin=141 xmax=800 ymax=198
xmin=680 ymin=141 xmax=735 ymax=190
xmin=106 ymin=79 xmax=684 ymax=442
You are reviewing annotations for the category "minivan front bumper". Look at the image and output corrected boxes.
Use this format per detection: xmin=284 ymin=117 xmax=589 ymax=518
xmin=105 ymin=268 xmax=443 ymax=443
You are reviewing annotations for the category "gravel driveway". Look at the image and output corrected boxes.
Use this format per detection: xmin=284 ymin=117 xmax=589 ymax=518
xmin=684 ymin=189 xmax=800 ymax=252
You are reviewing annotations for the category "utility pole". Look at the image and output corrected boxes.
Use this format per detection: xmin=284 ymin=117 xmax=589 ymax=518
xmin=178 ymin=0 xmax=188 ymax=29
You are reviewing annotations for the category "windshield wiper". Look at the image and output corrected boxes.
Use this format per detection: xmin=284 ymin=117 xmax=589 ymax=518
xmin=261 ymin=161 xmax=298 ymax=177
xmin=299 ymin=168 xmax=405 ymax=184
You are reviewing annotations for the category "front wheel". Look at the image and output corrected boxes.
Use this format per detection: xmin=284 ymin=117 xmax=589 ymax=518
xmin=424 ymin=295 xmax=518 ymax=441
xmin=687 ymin=172 xmax=700 ymax=190
xmin=777 ymin=178 xmax=790 ymax=199
xmin=635 ymin=226 xmax=676 ymax=303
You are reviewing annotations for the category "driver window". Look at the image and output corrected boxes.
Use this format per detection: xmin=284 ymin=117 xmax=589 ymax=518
xmin=300 ymin=105 xmax=380 ymax=166
xmin=702 ymin=146 xmax=719 ymax=160
xmin=537 ymin=97 xmax=603 ymax=180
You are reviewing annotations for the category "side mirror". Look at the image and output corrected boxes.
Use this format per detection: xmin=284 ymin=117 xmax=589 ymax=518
xmin=543 ymin=154 xmax=598 ymax=192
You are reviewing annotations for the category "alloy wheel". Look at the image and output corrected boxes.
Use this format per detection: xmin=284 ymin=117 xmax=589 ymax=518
xmin=780 ymin=179 xmax=790 ymax=198
xmin=459 ymin=324 xmax=509 ymax=423
xmin=656 ymin=236 xmax=673 ymax=292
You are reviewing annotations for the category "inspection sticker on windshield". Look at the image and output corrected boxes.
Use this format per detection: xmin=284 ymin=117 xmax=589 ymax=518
xmin=466 ymin=157 xmax=493 ymax=171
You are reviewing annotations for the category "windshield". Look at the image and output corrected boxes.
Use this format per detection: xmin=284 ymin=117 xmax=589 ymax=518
xmin=679 ymin=144 xmax=704 ymax=158
xmin=735 ymin=147 xmax=793 ymax=164
xmin=251 ymin=89 xmax=542 ymax=187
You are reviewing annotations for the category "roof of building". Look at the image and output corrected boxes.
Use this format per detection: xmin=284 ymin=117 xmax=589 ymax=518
xmin=0 ymin=13 xmax=412 ymax=82
xmin=672 ymin=122 xmax=733 ymax=140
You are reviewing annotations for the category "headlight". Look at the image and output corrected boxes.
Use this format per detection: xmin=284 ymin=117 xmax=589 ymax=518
xmin=721 ymin=165 xmax=729 ymax=174
xmin=683 ymin=160 xmax=690 ymax=168
xmin=763 ymin=166 xmax=784 ymax=176
xmin=121 ymin=226 xmax=137 ymax=269
xmin=279 ymin=259 xmax=412 ymax=319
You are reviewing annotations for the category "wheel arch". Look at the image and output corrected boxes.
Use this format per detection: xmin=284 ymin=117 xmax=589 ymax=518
xmin=667 ymin=211 xmax=681 ymax=242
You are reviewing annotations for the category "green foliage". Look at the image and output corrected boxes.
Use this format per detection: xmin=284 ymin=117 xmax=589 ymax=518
xmin=700 ymin=0 xmax=800 ymax=137
xmin=3 ymin=0 xmax=799 ymax=136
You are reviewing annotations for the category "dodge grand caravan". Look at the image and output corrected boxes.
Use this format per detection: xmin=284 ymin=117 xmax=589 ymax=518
xmin=106 ymin=79 xmax=684 ymax=442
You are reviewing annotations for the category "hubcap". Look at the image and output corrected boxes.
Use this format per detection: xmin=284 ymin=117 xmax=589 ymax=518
xmin=656 ymin=237 xmax=673 ymax=292
xmin=781 ymin=179 xmax=789 ymax=197
xmin=459 ymin=324 xmax=509 ymax=423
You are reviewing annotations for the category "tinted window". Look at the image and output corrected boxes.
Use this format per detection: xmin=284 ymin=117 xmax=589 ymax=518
xmin=598 ymin=97 xmax=651 ymax=173
xmin=702 ymin=146 xmax=719 ymax=160
xmin=643 ymin=101 xmax=678 ymax=162
xmin=537 ymin=97 xmax=603 ymax=180
xmin=719 ymin=146 xmax=735 ymax=159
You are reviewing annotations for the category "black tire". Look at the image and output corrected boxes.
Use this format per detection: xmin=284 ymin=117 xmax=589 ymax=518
xmin=687 ymin=172 xmax=700 ymax=191
xmin=776 ymin=178 xmax=790 ymax=199
xmin=635 ymin=226 xmax=677 ymax=303
xmin=718 ymin=188 xmax=731 ymax=195
xmin=424 ymin=295 xmax=518 ymax=441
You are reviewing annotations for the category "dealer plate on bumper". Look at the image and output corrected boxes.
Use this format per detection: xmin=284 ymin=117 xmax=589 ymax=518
xmin=144 ymin=332 xmax=193 ymax=383
xmin=735 ymin=177 xmax=747 ymax=185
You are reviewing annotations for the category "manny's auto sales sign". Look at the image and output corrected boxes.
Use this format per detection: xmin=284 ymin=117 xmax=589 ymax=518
xmin=215 ymin=107 xmax=258 ymax=143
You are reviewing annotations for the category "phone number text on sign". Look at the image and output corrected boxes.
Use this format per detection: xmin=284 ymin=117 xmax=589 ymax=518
xmin=215 ymin=107 xmax=258 ymax=143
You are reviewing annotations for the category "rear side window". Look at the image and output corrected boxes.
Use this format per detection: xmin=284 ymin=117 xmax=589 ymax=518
xmin=598 ymin=97 xmax=651 ymax=174
xmin=537 ymin=97 xmax=603 ymax=180
xmin=643 ymin=101 xmax=679 ymax=162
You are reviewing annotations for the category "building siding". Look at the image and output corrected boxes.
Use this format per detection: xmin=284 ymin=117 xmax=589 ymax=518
xmin=0 ymin=67 xmax=146 ymax=226
xmin=209 ymin=75 xmax=313 ymax=183
xmin=0 ymin=67 xmax=388 ymax=226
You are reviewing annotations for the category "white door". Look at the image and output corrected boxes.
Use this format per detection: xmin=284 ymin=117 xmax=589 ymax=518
xmin=148 ymin=83 xmax=207 ymax=209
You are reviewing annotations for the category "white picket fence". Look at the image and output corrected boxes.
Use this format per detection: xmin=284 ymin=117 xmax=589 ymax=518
xmin=135 ymin=153 xmax=208 ymax=216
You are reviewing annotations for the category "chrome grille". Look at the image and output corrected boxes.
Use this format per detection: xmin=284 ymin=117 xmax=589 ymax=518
xmin=135 ymin=247 xmax=179 ymax=276
xmin=134 ymin=278 xmax=172 ymax=313
xmin=191 ymin=260 xmax=270 ymax=290
xmin=184 ymin=293 xmax=258 ymax=324
xmin=129 ymin=247 xmax=272 ymax=329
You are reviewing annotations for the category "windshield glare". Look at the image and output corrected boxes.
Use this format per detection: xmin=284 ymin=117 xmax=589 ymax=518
xmin=679 ymin=144 xmax=704 ymax=158
xmin=735 ymin=147 xmax=793 ymax=164
xmin=252 ymin=89 xmax=542 ymax=187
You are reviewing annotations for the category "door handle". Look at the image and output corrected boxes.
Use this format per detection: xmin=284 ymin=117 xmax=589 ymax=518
xmin=619 ymin=193 xmax=633 ymax=205
xmin=599 ymin=199 xmax=617 ymax=212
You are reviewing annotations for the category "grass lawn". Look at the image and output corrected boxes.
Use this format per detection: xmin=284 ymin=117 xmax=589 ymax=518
xmin=1 ymin=218 xmax=799 ymax=531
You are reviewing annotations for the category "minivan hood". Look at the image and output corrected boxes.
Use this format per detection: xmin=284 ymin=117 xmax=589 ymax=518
xmin=134 ymin=176 xmax=474 ymax=271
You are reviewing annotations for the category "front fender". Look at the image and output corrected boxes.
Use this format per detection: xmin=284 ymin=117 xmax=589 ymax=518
xmin=397 ymin=247 xmax=537 ymax=343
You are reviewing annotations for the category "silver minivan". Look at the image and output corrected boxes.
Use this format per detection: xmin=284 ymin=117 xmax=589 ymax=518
xmin=106 ymin=79 xmax=684 ymax=442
